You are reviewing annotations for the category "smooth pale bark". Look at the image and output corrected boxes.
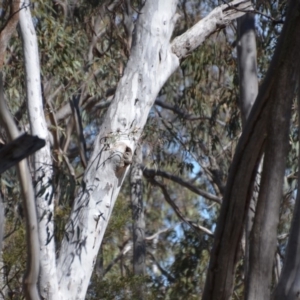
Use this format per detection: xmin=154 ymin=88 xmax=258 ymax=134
xmin=131 ymin=147 xmax=146 ymax=277
xmin=19 ymin=1 xmax=58 ymax=299
xmin=272 ymin=76 xmax=300 ymax=300
xmin=171 ymin=0 xmax=253 ymax=59
xmin=237 ymin=13 xmax=259 ymax=295
xmin=237 ymin=14 xmax=258 ymax=125
xmin=202 ymin=1 xmax=300 ymax=299
xmin=55 ymin=0 xmax=253 ymax=123
xmin=56 ymin=2 xmax=179 ymax=298
xmin=56 ymin=1 xmax=251 ymax=298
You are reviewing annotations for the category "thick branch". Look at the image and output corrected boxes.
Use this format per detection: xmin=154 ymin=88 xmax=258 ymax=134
xmin=171 ymin=0 xmax=253 ymax=59
xmin=237 ymin=14 xmax=258 ymax=126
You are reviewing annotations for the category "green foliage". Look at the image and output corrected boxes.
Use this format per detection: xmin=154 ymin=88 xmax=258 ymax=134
xmin=0 ymin=0 xmax=295 ymax=299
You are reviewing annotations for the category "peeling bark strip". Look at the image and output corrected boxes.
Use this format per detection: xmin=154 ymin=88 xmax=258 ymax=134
xmin=202 ymin=1 xmax=300 ymax=299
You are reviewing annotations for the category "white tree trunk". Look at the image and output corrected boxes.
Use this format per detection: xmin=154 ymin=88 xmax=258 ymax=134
xmin=19 ymin=1 xmax=59 ymax=299
xmin=54 ymin=0 xmax=251 ymax=299
xmin=15 ymin=0 xmax=251 ymax=298
xmin=56 ymin=2 xmax=179 ymax=298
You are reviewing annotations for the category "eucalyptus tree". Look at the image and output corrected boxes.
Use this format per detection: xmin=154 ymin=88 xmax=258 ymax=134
xmin=0 ymin=0 xmax=251 ymax=299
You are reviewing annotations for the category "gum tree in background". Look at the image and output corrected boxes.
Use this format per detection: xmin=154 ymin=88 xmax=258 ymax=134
xmin=1 ymin=0 xmax=300 ymax=300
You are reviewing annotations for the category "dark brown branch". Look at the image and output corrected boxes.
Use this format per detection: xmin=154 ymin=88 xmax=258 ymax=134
xmin=143 ymin=167 xmax=221 ymax=204
xmin=149 ymin=177 xmax=214 ymax=237
xmin=70 ymin=95 xmax=88 ymax=168
xmin=147 ymin=250 xmax=175 ymax=283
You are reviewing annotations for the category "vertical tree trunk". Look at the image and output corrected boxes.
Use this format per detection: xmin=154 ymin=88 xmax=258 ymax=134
xmin=56 ymin=2 xmax=180 ymax=298
xmin=237 ymin=13 xmax=259 ymax=295
xmin=237 ymin=13 xmax=258 ymax=126
xmin=202 ymin=1 xmax=300 ymax=299
xmin=272 ymin=78 xmax=300 ymax=300
xmin=246 ymin=62 xmax=293 ymax=299
xmin=130 ymin=146 xmax=146 ymax=298
xmin=246 ymin=3 xmax=300 ymax=297
xmin=19 ymin=1 xmax=58 ymax=298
